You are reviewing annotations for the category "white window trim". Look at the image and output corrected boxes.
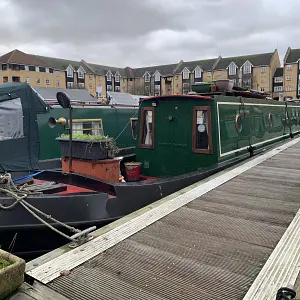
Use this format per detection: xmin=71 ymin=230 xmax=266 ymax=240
xmin=143 ymin=72 xmax=151 ymax=82
xmin=260 ymin=77 xmax=265 ymax=83
xmin=286 ymin=75 xmax=292 ymax=81
xmin=107 ymin=84 xmax=112 ymax=91
xmin=25 ymin=65 xmax=29 ymax=71
xmin=227 ymin=62 xmax=237 ymax=76
xmin=77 ymin=66 xmax=85 ymax=79
xmin=182 ymin=67 xmax=190 ymax=80
xmin=106 ymin=70 xmax=112 ymax=82
xmin=35 ymin=66 xmax=39 ymax=72
xmin=194 ymin=66 xmax=202 ymax=78
xmin=207 ymin=71 xmax=212 ymax=77
xmin=66 ymin=65 xmax=74 ymax=78
xmin=261 ymin=66 xmax=266 ymax=73
xmin=55 ymin=70 xmax=60 ymax=77
xmin=274 ymin=77 xmax=283 ymax=83
xmin=287 ymin=64 xmax=293 ymax=70
xmin=286 ymin=86 xmax=292 ymax=92
xmin=56 ymin=80 xmax=60 ymax=86
xmin=154 ymin=70 xmax=161 ymax=82
xmin=46 ymin=68 xmax=49 ymax=73
xmin=115 ymin=71 xmax=120 ymax=83
xmin=242 ymin=60 xmax=253 ymax=74
xmin=274 ymin=86 xmax=283 ymax=92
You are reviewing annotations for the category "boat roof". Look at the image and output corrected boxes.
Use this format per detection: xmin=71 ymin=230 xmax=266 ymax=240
xmin=140 ymin=94 xmax=214 ymax=102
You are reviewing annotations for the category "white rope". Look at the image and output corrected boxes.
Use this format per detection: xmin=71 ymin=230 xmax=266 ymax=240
xmin=0 ymin=173 xmax=81 ymax=241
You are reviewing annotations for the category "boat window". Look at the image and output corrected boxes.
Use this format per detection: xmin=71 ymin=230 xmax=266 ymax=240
xmin=130 ymin=118 xmax=138 ymax=139
xmin=0 ymin=97 xmax=24 ymax=140
xmin=139 ymin=107 xmax=154 ymax=148
xmin=192 ymin=106 xmax=212 ymax=154
xmin=70 ymin=119 xmax=104 ymax=136
xmin=235 ymin=114 xmax=242 ymax=132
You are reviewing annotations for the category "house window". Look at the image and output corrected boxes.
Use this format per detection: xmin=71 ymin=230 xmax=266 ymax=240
xmin=243 ymin=61 xmax=252 ymax=74
xmin=145 ymin=86 xmax=150 ymax=95
xmin=287 ymin=65 xmax=293 ymax=70
xmin=261 ymin=67 xmax=266 ymax=73
xmin=182 ymin=68 xmax=190 ymax=80
xmin=243 ymin=78 xmax=252 ymax=88
xmin=55 ymin=71 xmax=60 ymax=77
xmin=228 ymin=63 xmax=236 ymax=75
xmin=67 ymin=82 xmax=74 ymax=88
xmin=274 ymin=77 xmax=283 ymax=83
xmin=154 ymin=72 xmax=161 ymax=82
xmin=78 ymin=69 xmax=84 ymax=79
xmin=274 ymin=86 xmax=283 ymax=92
xmin=154 ymin=84 xmax=160 ymax=96
xmin=45 ymin=79 xmax=50 ymax=85
xmin=115 ymin=86 xmax=121 ymax=92
xmin=235 ymin=114 xmax=242 ymax=133
xmin=139 ymin=108 xmax=154 ymax=148
xmin=3 ymin=77 xmax=8 ymax=83
xmin=106 ymin=71 xmax=112 ymax=82
xmin=194 ymin=67 xmax=202 ymax=78
xmin=36 ymin=78 xmax=40 ymax=84
xmin=2 ymin=64 xmax=7 ymax=70
xmin=286 ymin=75 xmax=292 ymax=81
xmin=0 ymin=97 xmax=24 ymax=141
xmin=144 ymin=73 xmax=150 ymax=82
xmin=192 ymin=106 xmax=212 ymax=154
xmin=12 ymin=76 xmax=20 ymax=82
xmin=78 ymin=83 xmax=85 ymax=88
xmin=56 ymin=81 xmax=60 ymax=87
xmin=218 ymin=71 xmax=222 ymax=77
xmin=35 ymin=66 xmax=39 ymax=72
xmin=26 ymin=77 xmax=30 ymax=83
xmin=207 ymin=72 xmax=212 ymax=77
xmin=71 ymin=119 xmax=104 ymax=136
xmin=89 ymin=74 xmax=93 ymax=79
xmin=46 ymin=68 xmax=49 ymax=73
xmin=130 ymin=118 xmax=138 ymax=139
xmin=115 ymin=73 xmax=120 ymax=83
xmin=107 ymin=84 xmax=112 ymax=91
xmin=260 ymin=77 xmax=265 ymax=83
xmin=67 ymin=66 xmax=73 ymax=78
xmin=183 ymin=83 xmax=189 ymax=94
xmin=286 ymin=86 xmax=292 ymax=92
xmin=25 ymin=65 xmax=29 ymax=71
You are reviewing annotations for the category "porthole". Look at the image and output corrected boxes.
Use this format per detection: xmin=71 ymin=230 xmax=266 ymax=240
xmin=235 ymin=114 xmax=242 ymax=133
xmin=268 ymin=113 xmax=273 ymax=127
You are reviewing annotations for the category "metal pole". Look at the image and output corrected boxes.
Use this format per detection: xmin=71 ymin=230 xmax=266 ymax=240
xmin=69 ymin=107 xmax=73 ymax=173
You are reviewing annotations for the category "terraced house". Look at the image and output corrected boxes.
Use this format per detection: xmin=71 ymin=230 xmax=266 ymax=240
xmin=0 ymin=48 xmax=281 ymax=100
xmin=283 ymin=47 xmax=300 ymax=99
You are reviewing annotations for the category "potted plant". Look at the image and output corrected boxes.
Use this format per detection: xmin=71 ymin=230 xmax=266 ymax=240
xmin=56 ymin=134 xmax=119 ymax=160
xmin=0 ymin=249 xmax=25 ymax=300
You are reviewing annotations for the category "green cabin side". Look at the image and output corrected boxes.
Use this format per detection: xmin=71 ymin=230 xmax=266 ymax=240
xmin=37 ymin=106 xmax=138 ymax=160
xmin=135 ymin=95 xmax=300 ymax=178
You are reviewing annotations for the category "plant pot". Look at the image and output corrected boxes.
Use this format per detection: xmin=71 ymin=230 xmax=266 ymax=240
xmin=0 ymin=250 xmax=25 ymax=300
xmin=56 ymin=138 xmax=109 ymax=160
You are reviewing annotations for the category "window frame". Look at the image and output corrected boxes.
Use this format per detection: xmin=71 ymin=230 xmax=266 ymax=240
xmin=182 ymin=68 xmax=190 ymax=80
xmin=138 ymin=107 xmax=155 ymax=149
xmin=130 ymin=117 xmax=138 ymax=140
xmin=243 ymin=61 xmax=252 ymax=74
xmin=115 ymin=72 xmax=120 ymax=83
xmin=261 ymin=67 xmax=266 ymax=73
xmin=194 ymin=66 xmax=202 ymax=78
xmin=228 ymin=63 xmax=236 ymax=76
xmin=287 ymin=64 xmax=293 ymax=70
xmin=192 ymin=106 xmax=213 ymax=154
xmin=68 ymin=119 xmax=104 ymax=135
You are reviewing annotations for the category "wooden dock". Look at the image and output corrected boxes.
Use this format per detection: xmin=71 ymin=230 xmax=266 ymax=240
xmin=9 ymin=137 xmax=300 ymax=299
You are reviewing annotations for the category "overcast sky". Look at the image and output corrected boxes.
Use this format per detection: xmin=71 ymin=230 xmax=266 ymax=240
xmin=0 ymin=0 xmax=299 ymax=67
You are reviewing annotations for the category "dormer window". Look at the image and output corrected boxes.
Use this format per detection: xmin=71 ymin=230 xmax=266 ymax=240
xmin=228 ymin=62 xmax=237 ymax=76
xmin=106 ymin=71 xmax=112 ymax=82
xmin=78 ymin=67 xmax=85 ymax=79
xmin=115 ymin=72 xmax=120 ymax=83
xmin=182 ymin=67 xmax=190 ymax=80
xmin=194 ymin=66 xmax=202 ymax=78
xmin=144 ymin=72 xmax=151 ymax=82
xmin=154 ymin=71 xmax=161 ymax=82
xmin=243 ymin=61 xmax=252 ymax=74
xmin=66 ymin=65 xmax=74 ymax=78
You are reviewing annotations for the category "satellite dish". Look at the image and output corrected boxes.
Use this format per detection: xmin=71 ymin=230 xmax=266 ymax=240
xmin=56 ymin=92 xmax=71 ymax=109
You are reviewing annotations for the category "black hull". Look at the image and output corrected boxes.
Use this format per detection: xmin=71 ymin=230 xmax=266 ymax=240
xmin=0 ymin=141 xmax=284 ymax=260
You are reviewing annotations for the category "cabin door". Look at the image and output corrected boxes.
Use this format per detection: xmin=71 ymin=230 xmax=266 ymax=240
xmin=156 ymin=102 xmax=189 ymax=175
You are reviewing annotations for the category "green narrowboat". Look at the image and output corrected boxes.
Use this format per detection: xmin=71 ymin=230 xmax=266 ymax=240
xmin=38 ymin=104 xmax=138 ymax=160
xmin=135 ymin=93 xmax=300 ymax=177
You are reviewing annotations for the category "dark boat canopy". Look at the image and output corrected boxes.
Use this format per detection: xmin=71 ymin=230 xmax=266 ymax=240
xmin=0 ymin=83 xmax=49 ymax=172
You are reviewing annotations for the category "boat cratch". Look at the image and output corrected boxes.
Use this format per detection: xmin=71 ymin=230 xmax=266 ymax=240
xmin=0 ymin=82 xmax=300 ymax=259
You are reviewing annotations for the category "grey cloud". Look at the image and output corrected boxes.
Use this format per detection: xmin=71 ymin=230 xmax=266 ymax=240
xmin=0 ymin=0 xmax=300 ymax=67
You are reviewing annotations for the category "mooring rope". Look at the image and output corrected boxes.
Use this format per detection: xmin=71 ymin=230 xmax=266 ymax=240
xmin=0 ymin=173 xmax=81 ymax=241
